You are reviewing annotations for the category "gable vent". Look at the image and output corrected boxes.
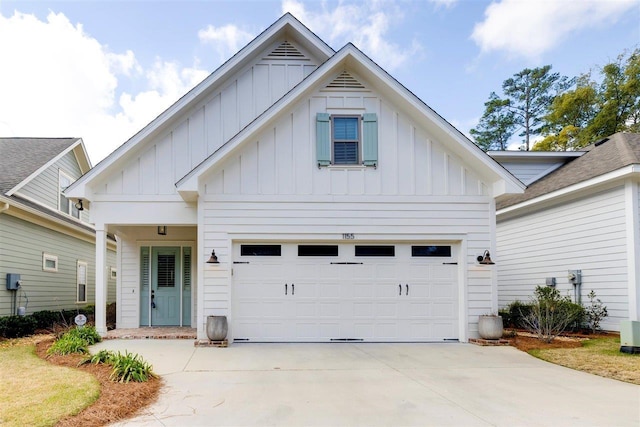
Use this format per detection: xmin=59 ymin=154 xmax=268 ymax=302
xmin=266 ymin=41 xmax=305 ymax=59
xmin=326 ymin=71 xmax=365 ymax=89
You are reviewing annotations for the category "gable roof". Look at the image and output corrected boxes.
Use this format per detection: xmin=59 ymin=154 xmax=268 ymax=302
xmin=66 ymin=13 xmax=334 ymax=200
xmin=497 ymin=132 xmax=640 ymax=211
xmin=0 ymin=137 xmax=84 ymax=195
xmin=176 ymin=43 xmax=524 ymax=198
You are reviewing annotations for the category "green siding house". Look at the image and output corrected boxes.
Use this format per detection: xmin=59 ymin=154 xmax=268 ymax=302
xmin=0 ymin=138 xmax=116 ymax=317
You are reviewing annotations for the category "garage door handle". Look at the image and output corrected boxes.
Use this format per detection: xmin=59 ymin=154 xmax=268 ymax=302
xmin=285 ymin=283 xmax=288 ymax=295
xmin=406 ymin=284 xmax=409 ymax=296
xmin=292 ymin=283 xmax=295 ymax=295
xmin=399 ymin=284 xmax=402 ymax=295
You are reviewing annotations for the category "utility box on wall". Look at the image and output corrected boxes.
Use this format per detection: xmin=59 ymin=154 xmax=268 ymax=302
xmin=620 ymin=320 xmax=640 ymax=354
xmin=6 ymin=273 xmax=21 ymax=290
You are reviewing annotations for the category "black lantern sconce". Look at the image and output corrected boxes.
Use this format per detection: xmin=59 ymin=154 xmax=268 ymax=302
xmin=206 ymin=249 xmax=220 ymax=264
xmin=74 ymin=199 xmax=84 ymax=211
xmin=157 ymin=226 xmax=167 ymax=235
xmin=477 ymin=250 xmax=495 ymax=265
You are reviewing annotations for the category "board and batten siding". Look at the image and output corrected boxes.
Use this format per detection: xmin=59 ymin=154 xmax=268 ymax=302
xmin=0 ymin=214 xmax=116 ymax=316
xmin=92 ymin=42 xmax=322 ymax=197
xmin=200 ymin=197 xmax=495 ymax=339
xmin=18 ymin=150 xmax=90 ymax=223
xmin=202 ymin=89 xmax=489 ymax=198
xmin=496 ymin=184 xmax=628 ymax=331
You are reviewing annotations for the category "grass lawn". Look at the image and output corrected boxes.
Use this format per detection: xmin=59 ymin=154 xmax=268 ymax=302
xmin=0 ymin=338 xmax=100 ymax=427
xmin=529 ymin=336 xmax=640 ymax=385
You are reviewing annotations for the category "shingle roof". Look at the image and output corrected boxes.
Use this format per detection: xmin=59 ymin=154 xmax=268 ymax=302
xmin=0 ymin=137 xmax=79 ymax=194
xmin=497 ymin=132 xmax=640 ymax=210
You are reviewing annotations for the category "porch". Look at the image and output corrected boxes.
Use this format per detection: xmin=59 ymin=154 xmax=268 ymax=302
xmin=104 ymin=327 xmax=196 ymax=340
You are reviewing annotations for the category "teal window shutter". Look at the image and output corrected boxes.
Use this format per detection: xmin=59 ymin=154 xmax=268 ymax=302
xmin=362 ymin=113 xmax=378 ymax=166
xmin=316 ymin=113 xmax=331 ymax=166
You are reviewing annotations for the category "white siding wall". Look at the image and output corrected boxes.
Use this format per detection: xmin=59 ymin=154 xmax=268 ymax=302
xmin=116 ymin=226 xmax=196 ymax=328
xmin=201 ymin=197 xmax=495 ymax=340
xmin=202 ymin=90 xmax=488 ymax=197
xmin=93 ymin=41 xmax=321 ymax=197
xmin=497 ymin=184 xmax=628 ymax=331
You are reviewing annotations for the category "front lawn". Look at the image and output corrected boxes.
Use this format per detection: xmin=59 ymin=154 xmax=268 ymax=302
xmin=527 ymin=336 xmax=640 ymax=385
xmin=0 ymin=337 xmax=100 ymax=427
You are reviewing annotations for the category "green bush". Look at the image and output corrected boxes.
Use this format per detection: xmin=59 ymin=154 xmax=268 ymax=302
xmin=66 ymin=326 xmax=101 ymax=345
xmin=523 ymin=286 xmax=585 ymax=342
xmin=81 ymin=349 xmax=156 ymax=382
xmin=584 ymin=290 xmax=608 ymax=333
xmin=0 ymin=315 xmax=37 ymax=338
xmin=81 ymin=349 xmax=114 ymax=366
xmin=502 ymin=300 xmax=534 ymax=329
xmin=31 ymin=310 xmax=60 ymax=330
xmin=47 ymin=334 xmax=88 ymax=355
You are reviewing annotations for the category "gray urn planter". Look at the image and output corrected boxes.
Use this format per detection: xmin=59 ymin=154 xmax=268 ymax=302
xmin=206 ymin=315 xmax=228 ymax=341
xmin=478 ymin=315 xmax=503 ymax=340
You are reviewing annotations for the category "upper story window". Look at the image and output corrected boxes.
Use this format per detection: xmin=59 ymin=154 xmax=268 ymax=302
xmin=316 ymin=113 xmax=378 ymax=167
xmin=59 ymin=170 xmax=80 ymax=219
xmin=332 ymin=116 xmax=360 ymax=165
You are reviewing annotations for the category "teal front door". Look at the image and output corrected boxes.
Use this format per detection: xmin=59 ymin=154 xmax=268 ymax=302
xmin=151 ymin=247 xmax=181 ymax=326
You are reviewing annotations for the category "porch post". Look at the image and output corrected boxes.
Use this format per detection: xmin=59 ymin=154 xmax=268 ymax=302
xmin=95 ymin=223 xmax=108 ymax=336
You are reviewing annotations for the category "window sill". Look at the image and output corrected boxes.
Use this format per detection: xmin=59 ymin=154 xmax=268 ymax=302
xmin=323 ymin=164 xmax=375 ymax=170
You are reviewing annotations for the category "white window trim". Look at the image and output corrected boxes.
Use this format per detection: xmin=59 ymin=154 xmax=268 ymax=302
xmin=77 ymin=260 xmax=88 ymax=303
xmin=331 ymin=115 xmax=362 ymax=165
xmin=110 ymin=267 xmax=117 ymax=280
xmin=42 ymin=253 xmax=58 ymax=272
xmin=58 ymin=169 xmax=80 ymax=219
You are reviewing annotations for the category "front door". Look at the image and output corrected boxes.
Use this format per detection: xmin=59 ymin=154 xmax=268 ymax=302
xmin=151 ymin=247 xmax=181 ymax=326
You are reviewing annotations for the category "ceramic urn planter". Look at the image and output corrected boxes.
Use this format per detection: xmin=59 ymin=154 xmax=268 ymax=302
xmin=206 ymin=315 xmax=228 ymax=341
xmin=478 ymin=315 xmax=503 ymax=340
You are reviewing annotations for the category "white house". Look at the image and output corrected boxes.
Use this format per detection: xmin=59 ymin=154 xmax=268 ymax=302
xmin=67 ymin=14 xmax=523 ymax=342
xmin=494 ymin=132 xmax=640 ymax=331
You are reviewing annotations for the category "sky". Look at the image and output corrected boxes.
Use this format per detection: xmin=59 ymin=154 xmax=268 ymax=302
xmin=0 ymin=0 xmax=638 ymax=164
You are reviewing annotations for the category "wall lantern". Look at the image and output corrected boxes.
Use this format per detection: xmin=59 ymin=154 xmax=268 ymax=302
xmin=477 ymin=250 xmax=495 ymax=265
xmin=74 ymin=199 xmax=84 ymax=211
xmin=157 ymin=226 xmax=167 ymax=235
xmin=206 ymin=249 xmax=220 ymax=264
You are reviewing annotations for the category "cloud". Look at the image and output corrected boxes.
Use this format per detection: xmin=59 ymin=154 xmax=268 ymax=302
xmin=198 ymin=24 xmax=255 ymax=63
xmin=471 ymin=0 xmax=637 ymax=60
xmin=428 ymin=0 xmax=458 ymax=9
xmin=0 ymin=10 xmax=207 ymax=163
xmin=281 ymin=0 xmax=422 ymax=71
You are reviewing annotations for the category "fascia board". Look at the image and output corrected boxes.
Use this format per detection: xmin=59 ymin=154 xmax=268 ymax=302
xmin=66 ymin=13 xmax=334 ymax=199
xmin=7 ymin=138 xmax=82 ymax=196
xmin=497 ymin=164 xmax=640 ymax=217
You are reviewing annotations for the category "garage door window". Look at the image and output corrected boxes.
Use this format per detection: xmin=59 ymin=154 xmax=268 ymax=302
xmin=355 ymin=245 xmax=395 ymax=257
xmin=298 ymin=245 xmax=339 ymax=256
xmin=411 ymin=245 xmax=452 ymax=257
xmin=240 ymin=245 xmax=282 ymax=256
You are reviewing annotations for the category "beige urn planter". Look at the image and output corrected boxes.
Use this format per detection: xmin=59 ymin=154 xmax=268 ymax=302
xmin=478 ymin=315 xmax=504 ymax=340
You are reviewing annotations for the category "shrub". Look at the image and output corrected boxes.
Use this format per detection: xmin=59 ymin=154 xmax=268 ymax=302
xmin=0 ymin=315 xmax=37 ymax=338
xmin=522 ymin=286 xmax=585 ymax=343
xmin=47 ymin=334 xmax=88 ymax=355
xmin=81 ymin=349 xmax=114 ymax=366
xmin=109 ymin=351 xmax=156 ymax=383
xmin=31 ymin=310 xmax=60 ymax=330
xmin=500 ymin=301 xmax=533 ymax=329
xmin=67 ymin=325 xmax=101 ymax=345
xmin=584 ymin=290 xmax=608 ymax=333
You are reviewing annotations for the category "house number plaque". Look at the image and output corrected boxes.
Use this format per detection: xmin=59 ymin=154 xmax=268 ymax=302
xmin=342 ymin=233 xmax=355 ymax=240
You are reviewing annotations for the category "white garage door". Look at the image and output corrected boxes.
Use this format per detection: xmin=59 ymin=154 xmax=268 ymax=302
xmin=232 ymin=242 xmax=459 ymax=342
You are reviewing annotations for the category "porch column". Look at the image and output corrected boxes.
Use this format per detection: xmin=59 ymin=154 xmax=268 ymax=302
xmin=95 ymin=223 xmax=108 ymax=336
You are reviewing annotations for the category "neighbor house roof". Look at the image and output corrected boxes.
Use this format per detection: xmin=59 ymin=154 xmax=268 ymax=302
xmin=0 ymin=137 xmax=80 ymax=195
xmin=497 ymin=132 xmax=640 ymax=210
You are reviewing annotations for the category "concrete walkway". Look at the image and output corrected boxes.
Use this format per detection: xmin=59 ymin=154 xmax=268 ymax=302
xmin=91 ymin=340 xmax=640 ymax=426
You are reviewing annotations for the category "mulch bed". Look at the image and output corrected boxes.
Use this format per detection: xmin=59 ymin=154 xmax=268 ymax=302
xmin=34 ymin=337 xmax=162 ymax=427
xmin=502 ymin=330 xmax=616 ymax=352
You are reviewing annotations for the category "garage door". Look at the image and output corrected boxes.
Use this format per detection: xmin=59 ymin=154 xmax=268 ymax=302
xmin=232 ymin=242 xmax=459 ymax=342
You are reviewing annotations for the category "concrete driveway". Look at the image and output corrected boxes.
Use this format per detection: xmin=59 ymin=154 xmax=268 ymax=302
xmin=92 ymin=341 xmax=640 ymax=426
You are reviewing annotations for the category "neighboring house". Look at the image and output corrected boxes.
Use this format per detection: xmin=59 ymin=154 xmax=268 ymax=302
xmin=0 ymin=138 xmax=116 ymax=317
xmin=67 ymin=14 xmax=524 ymax=342
xmin=493 ymin=132 xmax=640 ymax=331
